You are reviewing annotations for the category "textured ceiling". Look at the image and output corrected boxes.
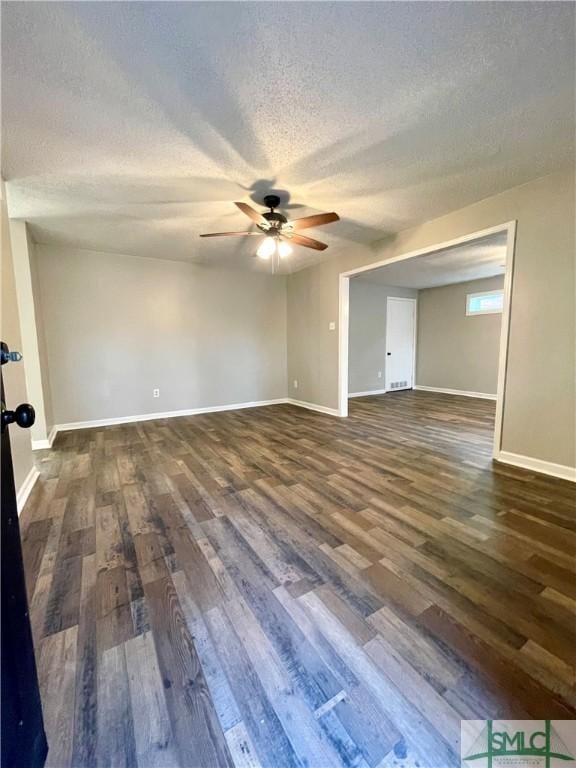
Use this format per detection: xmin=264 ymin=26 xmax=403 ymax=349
xmin=2 ymin=2 xmax=574 ymax=274
xmin=355 ymin=232 xmax=507 ymax=289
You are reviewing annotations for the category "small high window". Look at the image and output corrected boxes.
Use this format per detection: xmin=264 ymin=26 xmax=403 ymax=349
xmin=466 ymin=290 xmax=504 ymax=316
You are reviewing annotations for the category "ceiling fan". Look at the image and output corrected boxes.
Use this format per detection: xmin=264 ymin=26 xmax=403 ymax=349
xmin=200 ymin=195 xmax=339 ymax=259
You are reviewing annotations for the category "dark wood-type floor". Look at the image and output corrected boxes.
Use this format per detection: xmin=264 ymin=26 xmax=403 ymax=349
xmin=20 ymin=391 xmax=575 ymax=768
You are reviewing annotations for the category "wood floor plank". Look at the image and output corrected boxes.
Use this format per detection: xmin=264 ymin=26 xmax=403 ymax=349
xmin=204 ymin=604 xmax=301 ymax=768
xmin=367 ymin=605 xmax=463 ymax=692
xmin=298 ymin=588 xmax=459 ymax=767
xmin=97 ymin=642 xmax=137 ymax=768
xmin=172 ymin=570 xmax=242 ymax=733
xmin=224 ymin=722 xmax=263 ymax=768
xmin=39 ymin=626 xmax=78 ymax=768
xmin=96 ymin=565 xmax=134 ymax=652
xmin=144 ymin=576 xmax=234 ymax=768
xmin=364 ymin=634 xmax=462 ymax=754
xmin=28 ymin=507 xmax=65 ymax=646
xmin=419 ymin=604 xmax=575 ymax=718
xmin=21 ymin=518 xmax=53 ymax=602
xmin=133 ymin=532 xmax=170 ymax=585
xmin=125 ymin=631 xmax=180 ymax=767
xmin=210 ymin=595 xmax=348 ymax=768
xmin=204 ymin=521 xmax=367 ymax=767
xmin=43 ymin=553 xmax=83 ymax=636
xmin=273 ymin=584 xmax=402 ymax=766
xmin=361 ymin=561 xmax=433 ymax=617
xmin=71 ymin=553 xmax=98 ymax=768
xmin=95 ymin=503 xmax=124 ymax=572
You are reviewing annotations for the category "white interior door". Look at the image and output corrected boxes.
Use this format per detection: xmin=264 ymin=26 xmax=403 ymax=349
xmin=385 ymin=297 xmax=416 ymax=392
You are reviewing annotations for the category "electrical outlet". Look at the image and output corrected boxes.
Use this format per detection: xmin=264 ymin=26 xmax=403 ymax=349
xmin=153 ymin=388 xmax=160 ymax=398
xmin=377 ymin=371 xmax=382 ymax=379
xmin=293 ymin=379 xmax=298 ymax=389
xmin=329 ymin=321 xmax=336 ymax=331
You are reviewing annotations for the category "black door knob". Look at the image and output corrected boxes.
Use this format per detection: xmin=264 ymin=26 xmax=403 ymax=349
xmin=387 ymin=352 xmax=392 ymax=356
xmin=1 ymin=403 xmax=36 ymax=431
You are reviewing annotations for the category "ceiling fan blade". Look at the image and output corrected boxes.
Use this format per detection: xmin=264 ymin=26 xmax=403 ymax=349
xmin=290 ymin=233 xmax=328 ymax=251
xmin=290 ymin=212 xmax=340 ymax=230
xmin=200 ymin=231 xmax=260 ymax=238
xmin=234 ymin=202 xmax=267 ymax=225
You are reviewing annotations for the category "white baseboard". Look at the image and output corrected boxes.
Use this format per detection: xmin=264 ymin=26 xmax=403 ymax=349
xmin=414 ymin=385 xmax=497 ymax=401
xmin=286 ymin=398 xmax=342 ymax=417
xmin=31 ymin=426 xmax=58 ymax=450
xmin=52 ymin=399 xmax=290 ymax=434
xmin=17 ymin=467 xmax=40 ymax=514
xmin=495 ymin=450 xmax=576 ymax=482
xmin=40 ymin=398 xmax=342 ymax=439
xmin=349 ymin=389 xmax=388 ymax=398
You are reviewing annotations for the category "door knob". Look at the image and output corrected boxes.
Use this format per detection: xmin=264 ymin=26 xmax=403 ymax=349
xmin=1 ymin=403 xmax=35 ymax=431
xmin=387 ymin=352 xmax=392 ymax=356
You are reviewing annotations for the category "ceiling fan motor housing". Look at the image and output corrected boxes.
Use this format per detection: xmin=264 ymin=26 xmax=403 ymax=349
xmin=263 ymin=194 xmax=281 ymax=210
xmin=261 ymin=209 xmax=288 ymax=233
xmin=260 ymin=195 xmax=286 ymax=234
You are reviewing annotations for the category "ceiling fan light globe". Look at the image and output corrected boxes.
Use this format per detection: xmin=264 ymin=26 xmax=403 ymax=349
xmin=277 ymin=241 xmax=292 ymax=258
xmin=257 ymin=237 xmax=276 ymax=259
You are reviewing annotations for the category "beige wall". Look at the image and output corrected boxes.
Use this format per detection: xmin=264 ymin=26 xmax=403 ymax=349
xmin=9 ymin=220 xmax=53 ymax=443
xmin=287 ymin=170 xmax=575 ymax=469
xmin=29 ymin=239 xmax=54 ymax=432
xmin=1 ymin=182 xmax=34 ymax=494
xmin=35 ymin=246 xmax=288 ymax=425
xmin=416 ymin=276 xmax=504 ymax=395
xmin=349 ymin=280 xmax=418 ymax=394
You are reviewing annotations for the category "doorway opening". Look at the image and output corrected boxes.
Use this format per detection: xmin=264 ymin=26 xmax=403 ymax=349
xmin=338 ymin=222 xmax=516 ymax=459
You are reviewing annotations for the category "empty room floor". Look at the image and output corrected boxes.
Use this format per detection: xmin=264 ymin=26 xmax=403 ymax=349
xmin=20 ymin=392 xmax=575 ymax=768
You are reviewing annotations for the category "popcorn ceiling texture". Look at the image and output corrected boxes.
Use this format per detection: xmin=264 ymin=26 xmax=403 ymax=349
xmin=356 ymin=232 xmax=508 ymax=290
xmin=2 ymin=1 xmax=574 ymax=273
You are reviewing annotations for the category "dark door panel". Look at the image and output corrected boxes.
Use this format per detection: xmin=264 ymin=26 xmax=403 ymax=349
xmin=1 ymin=341 xmax=48 ymax=768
